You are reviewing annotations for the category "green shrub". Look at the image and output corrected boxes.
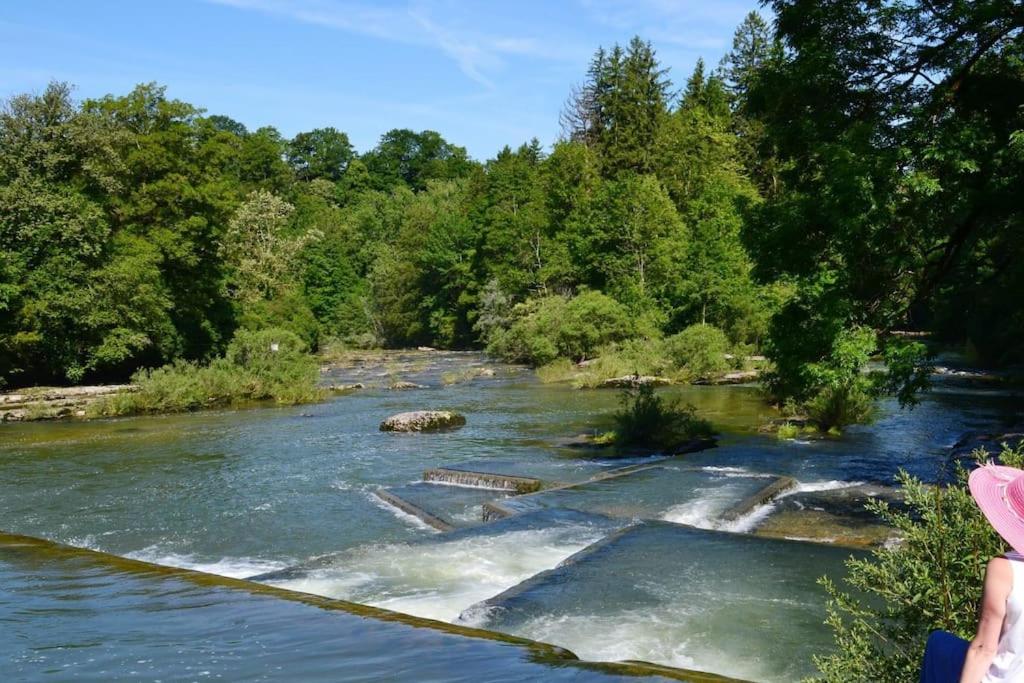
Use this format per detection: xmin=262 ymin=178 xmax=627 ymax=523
xmin=810 ymin=444 xmax=1024 ymax=682
xmin=488 ymin=291 xmax=636 ymax=365
xmin=805 ymin=384 xmax=875 ymax=432
xmin=535 ymin=357 xmax=577 ymax=383
xmin=664 ymin=324 xmax=730 ymax=379
xmin=534 ymin=339 xmax=676 ymax=387
xmin=802 ymin=326 xmax=880 ymax=431
xmin=612 ymin=383 xmax=713 ymax=450
xmin=776 ymin=423 xmax=801 ymax=440
xmin=92 ymin=328 xmax=324 ymax=416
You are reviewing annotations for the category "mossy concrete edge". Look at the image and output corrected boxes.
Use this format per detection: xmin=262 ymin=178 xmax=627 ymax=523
xmin=720 ymin=475 xmax=797 ymax=522
xmin=0 ymin=530 xmax=747 ymax=682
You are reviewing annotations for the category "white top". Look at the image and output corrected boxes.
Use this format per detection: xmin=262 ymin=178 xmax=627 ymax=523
xmin=984 ymin=553 xmax=1024 ymax=682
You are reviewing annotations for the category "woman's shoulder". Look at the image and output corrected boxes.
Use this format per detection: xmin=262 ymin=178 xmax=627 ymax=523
xmin=987 ymin=555 xmax=1015 ymax=578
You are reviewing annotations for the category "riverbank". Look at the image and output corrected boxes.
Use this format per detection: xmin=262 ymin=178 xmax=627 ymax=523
xmin=0 ymin=385 xmax=136 ymax=422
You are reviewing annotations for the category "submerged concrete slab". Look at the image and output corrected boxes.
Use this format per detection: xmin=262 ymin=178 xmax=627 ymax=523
xmin=494 ymin=465 xmax=770 ymax=526
xmin=465 ymin=520 xmax=860 ymax=683
xmin=720 ymin=475 xmax=797 ymax=522
xmin=384 ymin=482 xmax=510 ymax=528
xmin=751 ymin=483 xmax=901 ymax=547
xmin=373 ymin=489 xmax=455 ymax=531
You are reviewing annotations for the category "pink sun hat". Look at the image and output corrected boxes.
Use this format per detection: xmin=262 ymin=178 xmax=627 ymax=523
xmin=969 ymin=463 xmax=1024 ymax=555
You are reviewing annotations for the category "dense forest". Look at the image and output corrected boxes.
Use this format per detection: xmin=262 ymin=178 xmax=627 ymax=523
xmin=2 ymin=1 xmax=1022 ymax=426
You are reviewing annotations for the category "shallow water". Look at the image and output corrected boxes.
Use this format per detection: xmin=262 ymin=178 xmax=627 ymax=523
xmin=0 ymin=351 xmax=1020 ymax=681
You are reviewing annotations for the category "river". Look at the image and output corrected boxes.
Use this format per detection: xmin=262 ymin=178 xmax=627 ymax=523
xmin=1 ymin=351 xmax=1019 ymax=681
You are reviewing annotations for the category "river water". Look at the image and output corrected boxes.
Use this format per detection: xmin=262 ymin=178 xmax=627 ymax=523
xmin=1 ymin=351 xmax=1019 ymax=681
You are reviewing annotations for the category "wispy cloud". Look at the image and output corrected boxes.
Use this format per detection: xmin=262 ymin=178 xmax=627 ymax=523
xmin=207 ymin=0 xmax=581 ymax=89
xmin=408 ymin=9 xmax=497 ymax=88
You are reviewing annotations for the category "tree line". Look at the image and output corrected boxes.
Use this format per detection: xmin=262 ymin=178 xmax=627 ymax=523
xmin=2 ymin=1 xmax=1021 ymax=425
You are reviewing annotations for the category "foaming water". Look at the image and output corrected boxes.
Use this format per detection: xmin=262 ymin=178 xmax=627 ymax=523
xmin=660 ymin=482 xmax=759 ymax=530
xmin=475 ymin=522 xmax=859 ymax=683
xmin=661 ymin=477 xmax=868 ymax=533
xmin=125 ymin=547 xmax=291 ymax=579
xmin=696 ymin=465 xmax=772 ymax=478
xmin=271 ymin=521 xmax=611 ymax=622
xmin=501 ymin=611 xmax=702 ymax=671
xmin=793 ymin=479 xmax=866 ymax=493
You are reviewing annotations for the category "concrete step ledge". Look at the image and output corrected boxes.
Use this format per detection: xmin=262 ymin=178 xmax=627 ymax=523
xmin=423 ymin=468 xmax=543 ymax=494
xmin=720 ymin=476 xmax=797 ymax=522
xmin=374 ymin=489 xmax=455 ymax=531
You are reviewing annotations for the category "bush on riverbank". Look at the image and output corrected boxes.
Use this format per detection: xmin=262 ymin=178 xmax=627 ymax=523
xmin=611 ymin=383 xmax=713 ymax=450
xmin=532 ymin=324 xmax=748 ymax=388
xmin=664 ymin=324 xmax=731 ymax=379
xmin=810 ymin=443 xmax=1024 ymax=682
xmin=536 ymin=339 xmax=675 ymax=388
xmin=91 ymin=329 xmax=324 ymax=416
xmin=486 ymin=292 xmax=637 ymax=366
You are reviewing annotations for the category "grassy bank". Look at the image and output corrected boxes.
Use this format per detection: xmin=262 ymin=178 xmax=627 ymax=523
xmin=90 ymin=329 xmax=325 ymax=417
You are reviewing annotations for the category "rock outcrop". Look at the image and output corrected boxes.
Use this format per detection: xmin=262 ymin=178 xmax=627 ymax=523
xmin=389 ymin=381 xmax=427 ymax=390
xmin=1 ymin=385 xmax=135 ymax=422
xmin=380 ymin=410 xmax=466 ymax=432
xmin=597 ymin=375 xmax=672 ymax=389
xmin=693 ymin=370 xmax=759 ymax=385
xmin=950 ymin=428 xmax=1024 ymax=462
xmin=326 ymin=383 xmax=364 ymax=393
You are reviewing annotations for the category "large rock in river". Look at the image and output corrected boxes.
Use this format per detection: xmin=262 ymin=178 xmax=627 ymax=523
xmin=380 ymin=410 xmax=466 ymax=432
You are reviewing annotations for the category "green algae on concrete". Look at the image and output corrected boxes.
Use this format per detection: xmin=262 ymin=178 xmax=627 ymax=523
xmin=423 ymin=467 xmax=544 ymax=493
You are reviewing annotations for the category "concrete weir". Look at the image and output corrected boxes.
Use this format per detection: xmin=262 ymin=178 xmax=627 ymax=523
xmin=478 ymin=464 xmax=665 ymax=522
xmin=0 ymin=531 xmax=747 ymax=683
xmin=374 ymin=489 xmax=455 ymax=532
xmin=482 ymin=500 xmax=516 ymax=522
xmin=720 ymin=475 xmax=797 ymax=522
xmin=423 ymin=467 xmax=543 ymax=494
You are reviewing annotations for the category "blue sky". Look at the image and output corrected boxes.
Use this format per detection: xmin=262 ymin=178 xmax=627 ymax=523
xmin=1 ymin=0 xmax=763 ymax=159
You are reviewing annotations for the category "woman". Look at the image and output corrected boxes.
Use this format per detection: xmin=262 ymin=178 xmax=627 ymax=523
xmin=922 ymin=463 xmax=1024 ymax=682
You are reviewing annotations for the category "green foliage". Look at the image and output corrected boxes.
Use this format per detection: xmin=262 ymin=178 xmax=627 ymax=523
xmin=612 ymin=383 xmax=713 ymax=450
xmin=4 ymin=1 xmax=1017 ymax=422
xmin=286 ymin=127 xmax=353 ymax=181
xmin=747 ymin=0 xmax=1024 ymax=413
xmin=810 ymin=444 xmax=1024 ymax=682
xmin=801 ymin=326 xmax=879 ymax=430
xmin=93 ymin=328 xmax=322 ymax=415
xmin=563 ymin=38 xmax=671 ymax=176
xmin=664 ymin=324 xmax=730 ymax=379
xmin=573 ymin=172 xmax=686 ymax=309
xmin=487 ymin=291 xmax=636 ymax=365
xmin=223 ymin=190 xmax=317 ymax=303
xmin=535 ymin=338 xmax=676 ymax=389
xmin=362 ymin=128 xmax=476 ymax=191
xmin=775 ymin=423 xmax=801 ymax=440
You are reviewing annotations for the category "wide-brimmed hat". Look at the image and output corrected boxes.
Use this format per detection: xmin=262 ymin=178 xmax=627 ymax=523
xmin=969 ymin=463 xmax=1024 ymax=555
